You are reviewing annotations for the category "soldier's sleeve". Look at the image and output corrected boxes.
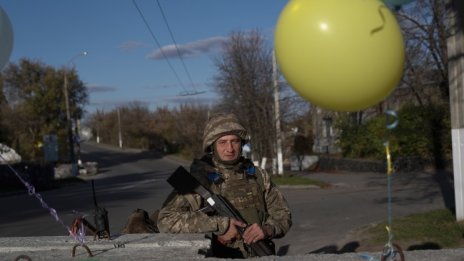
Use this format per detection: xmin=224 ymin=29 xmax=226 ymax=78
xmin=260 ymin=168 xmax=292 ymax=239
xmin=157 ymin=190 xmax=230 ymax=234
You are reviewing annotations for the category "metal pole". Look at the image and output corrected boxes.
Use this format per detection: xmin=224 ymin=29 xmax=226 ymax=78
xmin=63 ymin=51 xmax=87 ymax=165
xmin=96 ymin=108 xmax=103 ymax=143
xmin=76 ymin=119 xmax=82 ymax=165
xmin=63 ymin=73 xmax=74 ymax=163
xmin=117 ymin=108 xmax=123 ymax=148
xmin=96 ymin=122 xmax=100 ymax=143
xmin=272 ymin=51 xmax=284 ymax=175
xmin=447 ymin=0 xmax=464 ymax=221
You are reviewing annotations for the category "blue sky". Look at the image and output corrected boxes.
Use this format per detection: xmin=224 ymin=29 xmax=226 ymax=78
xmin=0 ymin=0 xmax=289 ymax=114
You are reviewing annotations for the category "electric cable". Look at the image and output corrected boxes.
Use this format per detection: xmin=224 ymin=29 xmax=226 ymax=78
xmin=131 ymin=0 xmax=188 ymax=92
xmin=155 ymin=0 xmax=198 ymax=93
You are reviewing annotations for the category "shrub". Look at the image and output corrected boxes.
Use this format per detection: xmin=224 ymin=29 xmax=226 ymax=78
xmin=336 ymin=104 xmax=451 ymax=168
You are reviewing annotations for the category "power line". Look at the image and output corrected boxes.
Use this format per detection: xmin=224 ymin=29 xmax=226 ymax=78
xmin=131 ymin=0 xmax=188 ymax=92
xmin=155 ymin=0 xmax=198 ymax=92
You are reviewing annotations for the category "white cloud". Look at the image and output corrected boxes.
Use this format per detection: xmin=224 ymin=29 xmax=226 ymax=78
xmin=147 ymin=36 xmax=227 ymax=60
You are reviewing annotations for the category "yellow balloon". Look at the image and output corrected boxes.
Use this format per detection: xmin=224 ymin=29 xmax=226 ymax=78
xmin=275 ymin=0 xmax=405 ymax=111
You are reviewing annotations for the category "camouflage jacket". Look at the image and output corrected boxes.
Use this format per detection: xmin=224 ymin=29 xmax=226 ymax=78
xmin=157 ymin=155 xmax=292 ymax=252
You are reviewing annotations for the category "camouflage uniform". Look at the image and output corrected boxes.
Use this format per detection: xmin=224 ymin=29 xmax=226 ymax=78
xmin=157 ymin=113 xmax=292 ymax=258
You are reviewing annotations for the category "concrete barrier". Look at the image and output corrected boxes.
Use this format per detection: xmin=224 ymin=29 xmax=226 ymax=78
xmin=0 ymin=234 xmax=463 ymax=261
xmin=0 ymin=234 xmax=209 ymax=261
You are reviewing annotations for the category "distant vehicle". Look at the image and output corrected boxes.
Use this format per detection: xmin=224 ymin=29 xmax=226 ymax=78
xmin=80 ymin=126 xmax=93 ymax=142
xmin=0 ymin=143 xmax=21 ymax=164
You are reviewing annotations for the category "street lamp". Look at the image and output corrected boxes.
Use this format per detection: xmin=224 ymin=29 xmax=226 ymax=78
xmin=63 ymin=51 xmax=87 ymax=167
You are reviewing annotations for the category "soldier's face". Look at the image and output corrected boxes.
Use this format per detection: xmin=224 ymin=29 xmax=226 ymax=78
xmin=215 ymin=134 xmax=241 ymax=161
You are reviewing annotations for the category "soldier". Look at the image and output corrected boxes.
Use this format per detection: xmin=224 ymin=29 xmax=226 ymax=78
xmin=157 ymin=113 xmax=292 ymax=258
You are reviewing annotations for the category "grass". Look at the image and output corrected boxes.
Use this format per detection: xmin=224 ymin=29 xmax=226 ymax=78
xmin=353 ymin=209 xmax=464 ymax=251
xmin=271 ymin=173 xmax=330 ymax=188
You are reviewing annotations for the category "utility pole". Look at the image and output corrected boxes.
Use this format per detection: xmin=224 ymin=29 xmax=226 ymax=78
xmin=447 ymin=0 xmax=464 ymax=221
xmin=96 ymin=108 xmax=103 ymax=144
xmin=272 ymin=51 xmax=284 ymax=175
xmin=117 ymin=108 xmax=123 ymax=148
xmin=76 ymin=118 xmax=82 ymax=165
xmin=96 ymin=122 xmax=100 ymax=144
xmin=63 ymin=51 xmax=87 ymax=165
xmin=63 ymin=72 xmax=74 ymax=164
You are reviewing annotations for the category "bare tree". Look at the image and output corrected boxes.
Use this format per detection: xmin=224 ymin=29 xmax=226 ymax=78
xmin=212 ymin=30 xmax=276 ymax=161
xmin=396 ymin=0 xmax=450 ymax=104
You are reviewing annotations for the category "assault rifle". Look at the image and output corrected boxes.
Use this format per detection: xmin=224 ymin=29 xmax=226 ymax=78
xmin=167 ymin=166 xmax=275 ymax=257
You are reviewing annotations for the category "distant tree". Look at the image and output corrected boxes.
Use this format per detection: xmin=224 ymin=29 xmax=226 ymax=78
xmin=336 ymin=103 xmax=451 ymax=169
xmin=86 ymin=103 xmax=209 ymax=158
xmin=171 ymin=104 xmax=209 ymax=158
xmin=150 ymin=106 xmax=177 ymax=150
xmin=0 ymin=58 xmax=88 ymax=160
xmin=97 ymin=109 xmax=119 ymax=147
xmin=290 ymin=110 xmax=314 ymax=170
xmin=117 ymin=102 xmax=153 ymax=149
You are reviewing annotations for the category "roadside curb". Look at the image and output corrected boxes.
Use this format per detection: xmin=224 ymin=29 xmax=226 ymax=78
xmin=278 ymin=184 xmax=321 ymax=189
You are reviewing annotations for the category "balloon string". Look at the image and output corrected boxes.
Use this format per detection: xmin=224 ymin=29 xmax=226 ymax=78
xmin=383 ymin=110 xmax=398 ymax=251
xmin=371 ymin=5 xmax=387 ymax=35
xmin=356 ymin=110 xmax=399 ymax=261
xmin=0 ymin=154 xmax=86 ymax=245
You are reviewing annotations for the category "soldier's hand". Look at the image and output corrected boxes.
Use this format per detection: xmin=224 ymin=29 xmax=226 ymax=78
xmin=217 ymin=218 xmax=246 ymax=245
xmin=242 ymin=223 xmax=265 ymax=245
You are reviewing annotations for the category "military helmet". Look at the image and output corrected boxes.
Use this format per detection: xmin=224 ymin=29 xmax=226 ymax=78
xmin=202 ymin=113 xmax=247 ymax=152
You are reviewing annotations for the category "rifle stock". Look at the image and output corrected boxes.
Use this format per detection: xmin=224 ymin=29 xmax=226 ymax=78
xmin=167 ymin=166 xmax=274 ymax=257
